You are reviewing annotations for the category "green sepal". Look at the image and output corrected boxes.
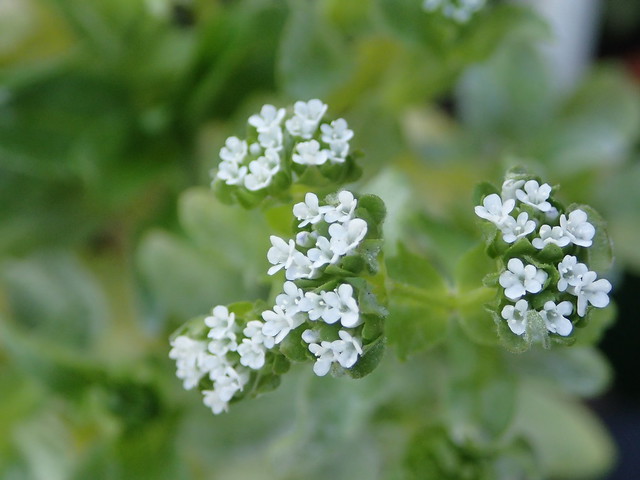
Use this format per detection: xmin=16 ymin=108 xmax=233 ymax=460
xmin=272 ymin=354 xmax=291 ymax=375
xmin=361 ymin=314 xmax=385 ymax=343
xmin=472 ymin=181 xmax=499 ymax=207
xmin=279 ymin=324 xmax=310 ymax=363
xmin=227 ymin=301 xmax=255 ymax=318
xmin=170 ymin=315 xmax=208 ymax=342
xmin=359 ymin=239 xmax=384 ymax=274
xmin=357 ymin=194 xmax=387 ymax=236
xmin=525 ymin=309 xmax=550 ymax=350
xmin=345 ymin=335 xmax=385 ymax=379
xmin=503 ymin=237 xmax=536 ymax=259
xmin=536 ymin=243 xmax=565 ymax=264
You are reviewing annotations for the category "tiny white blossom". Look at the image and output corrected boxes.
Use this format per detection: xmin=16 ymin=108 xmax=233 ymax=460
xmin=499 ymin=258 xmax=548 ymax=300
xmin=275 ymin=281 xmax=306 ymax=316
xmin=301 ymin=329 xmax=321 ymax=344
xmin=308 ymin=341 xmax=336 ymax=376
xmin=539 ymin=301 xmax=573 ymax=336
xmin=515 ymin=180 xmax=552 ymax=212
xmin=205 ymin=305 xmax=236 ymax=339
xmin=219 ymin=136 xmax=247 ymax=164
xmin=293 ymin=192 xmax=331 ymax=227
xmin=214 ymin=367 xmax=249 ymax=402
xmin=243 ymin=320 xmax=276 ymax=349
xmin=331 ymin=330 xmax=363 ymax=369
xmin=244 ymin=159 xmax=273 ymax=191
xmin=257 ymin=125 xmax=283 ymax=151
xmin=320 ymin=118 xmax=354 ymax=144
xmin=501 ymin=299 xmax=529 ymax=336
xmin=501 ymin=178 xmax=526 ymax=201
xmin=295 ymin=230 xmax=318 ymax=248
xmin=249 ymin=142 xmax=262 ymax=156
xmin=500 ymin=212 xmax=536 ymax=243
xmin=329 ymin=218 xmax=368 ymax=256
xmin=200 ymin=353 xmax=232 ymax=382
xmin=322 ymin=283 xmax=361 ymax=328
xmin=216 ymin=161 xmax=248 ymax=185
xmin=324 ymin=141 xmax=349 ymax=163
xmin=532 ymin=225 xmax=571 ymax=250
xmin=207 ymin=331 xmax=238 ymax=356
xmin=560 ymin=210 xmax=595 ymax=248
xmin=324 ymin=190 xmax=358 ymax=224
xmin=262 ymin=305 xmax=305 ymax=343
xmin=285 ymin=99 xmax=328 ymax=139
xmin=474 ymin=194 xmax=515 ymax=227
xmin=304 ymin=291 xmax=332 ymax=321
xmin=202 ymin=389 xmax=228 ymax=414
xmin=292 ymin=140 xmax=329 ymax=166
xmin=237 ymin=339 xmax=267 ymax=369
xmin=267 ymin=236 xmax=297 ymax=275
xmin=285 ymin=251 xmax=319 ymax=280
xmin=248 ymin=104 xmax=286 ymax=132
xmin=307 ymin=236 xmax=341 ymax=269
xmin=572 ymin=271 xmax=612 ymax=317
xmin=169 ymin=336 xmax=209 ymax=390
xmin=557 ymin=255 xmax=589 ymax=292
xmin=256 ymin=148 xmax=281 ymax=175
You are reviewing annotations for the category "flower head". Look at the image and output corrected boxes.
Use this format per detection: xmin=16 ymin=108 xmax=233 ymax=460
xmin=285 ymin=99 xmax=328 ymax=139
xmin=500 ymin=212 xmax=536 ymax=244
xmin=560 ymin=210 xmax=595 ymax=248
xmin=499 ymin=258 xmax=548 ymax=300
xmin=292 ymin=140 xmax=328 ymax=166
xmin=219 ymin=136 xmax=247 ymax=164
xmin=324 ymin=190 xmax=358 ymax=224
xmin=515 ymin=180 xmax=552 ymax=212
xmin=474 ymin=194 xmax=515 ymax=227
xmin=501 ymin=299 xmax=529 ymax=336
xmin=248 ymin=104 xmax=286 ymax=132
xmin=293 ymin=192 xmax=331 ymax=227
xmin=572 ymin=271 xmax=612 ymax=317
xmin=557 ymin=255 xmax=588 ymax=292
xmin=267 ymin=236 xmax=297 ymax=275
xmin=539 ymin=301 xmax=573 ymax=336
xmin=322 ymin=283 xmax=361 ymax=328
xmin=532 ymin=225 xmax=570 ymax=250
xmin=329 ymin=218 xmax=368 ymax=256
xmin=261 ymin=305 xmax=304 ymax=344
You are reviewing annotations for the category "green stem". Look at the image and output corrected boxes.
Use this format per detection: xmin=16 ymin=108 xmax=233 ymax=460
xmin=389 ymin=281 xmax=458 ymax=310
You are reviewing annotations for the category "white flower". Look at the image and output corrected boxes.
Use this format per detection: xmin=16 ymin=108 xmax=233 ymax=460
xmin=329 ymin=218 xmax=368 ymax=256
xmin=243 ymin=320 xmax=275 ymax=349
xmin=532 ymin=225 xmax=571 ymax=250
xmin=285 ymin=99 xmax=328 ymax=139
xmin=205 ymin=305 xmax=236 ymax=339
xmin=331 ymin=330 xmax=363 ymax=369
xmin=199 ymin=353 xmax=233 ymax=382
xmin=320 ymin=118 xmax=354 ymax=145
xmin=557 ymin=255 xmax=589 ymax=292
xmin=169 ymin=335 xmax=209 ymax=390
xmin=295 ymin=230 xmax=318 ymax=248
xmin=560 ymin=210 xmax=595 ymax=248
xmin=572 ymin=271 xmax=612 ymax=317
xmin=293 ymin=192 xmax=331 ymax=227
xmin=304 ymin=291 xmax=332 ymax=321
xmin=237 ymin=339 xmax=266 ymax=369
xmin=202 ymin=389 xmax=228 ymax=414
xmin=302 ymin=329 xmax=321 ymax=344
xmin=499 ymin=258 xmax=548 ymax=300
xmin=322 ymin=283 xmax=361 ymax=327
xmin=285 ymin=251 xmax=319 ymax=280
xmin=307 ymin=236 xmax=341 ymax=269
xmin=501 ymin=299 xmax=529 ymax=336
xmin=219 ymin=136 xmax=247 ymax=164
xmin=261 ymin=305 xmax=304 ymax=343
xmin=244 ymin=159 xmax=273 ymax=191
xmin=500 ymin=212 xmax=536 ymax=243
xmin=267 ymin=236 xmax=297 ymax=275
xmin=324 ymin=141 xmax=349 ymax=163
xmin=501 ymin=178 xmax=526 ymax=201
xmin=474 ymin=194 xmax=515 ymax=227
xmin=216 ymin=160 xmax=248 ymax=185
xmin=275 ymin=281 xmax=306 ymax=316
xmin=207 ymin=331 xmax=237 ymax=356
xmin=248 ymin=104 xmax=286 ymax=132
xmin=249 ymin=142 xmax=262 ymax=156
xmin=257 ymin=125 xmax=283 ymax=151
xmin=308 ymin=340 xmax=336 ymax=376
xmin=324 ymin=190 xmax=358 ymax=224
xmin=539 ymin=301 xmax=573 ymax=336
xmin=292 ymin=140 xmax=329 ymax=166
xmin=214 ymin=367 xmax=248 ymax=402
xmin=256 ymin=148 xmax=281 ymax=175
xmin=515 ymin=180 xmax=552 ymax=212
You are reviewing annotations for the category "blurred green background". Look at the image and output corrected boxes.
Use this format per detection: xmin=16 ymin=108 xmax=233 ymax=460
xmin=1 ymin=0 xmax=639 ymax=478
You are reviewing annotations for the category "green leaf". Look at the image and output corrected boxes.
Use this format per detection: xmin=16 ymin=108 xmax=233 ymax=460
xmin=346 ymin=336 xmax=386 ymax=379
xmin=277 ymin=0 xmax=351 ymax=98
xmin=514 ymin=382 xmax=616 ymax=479
xmin=279 ymin=326 xmax=309 ymax=363
xmin=387 ymin=243 xmax=447 ymax=292
xmin=455 ymin=243 xmax=497 ymax=293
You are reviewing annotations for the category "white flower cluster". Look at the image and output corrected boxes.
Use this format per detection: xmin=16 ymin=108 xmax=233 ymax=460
xmin=422 ymin=0 xmax=486 ymax=23
xmin=475 ymin=177 xmax=612 ymax=339
xmin=170 ymin=191 xmax=372 ymax=414
xmin=268 ymin=191 xmax=367 ymax=280
xmin=267 ymin=191 xmax=368 ymax=375
xmin=213 ymin=100 xmax=354 ymax=190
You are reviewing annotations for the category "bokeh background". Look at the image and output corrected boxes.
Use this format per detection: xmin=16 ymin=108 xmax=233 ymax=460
xmin=0 ymin=0 xmax=639 ymax=478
